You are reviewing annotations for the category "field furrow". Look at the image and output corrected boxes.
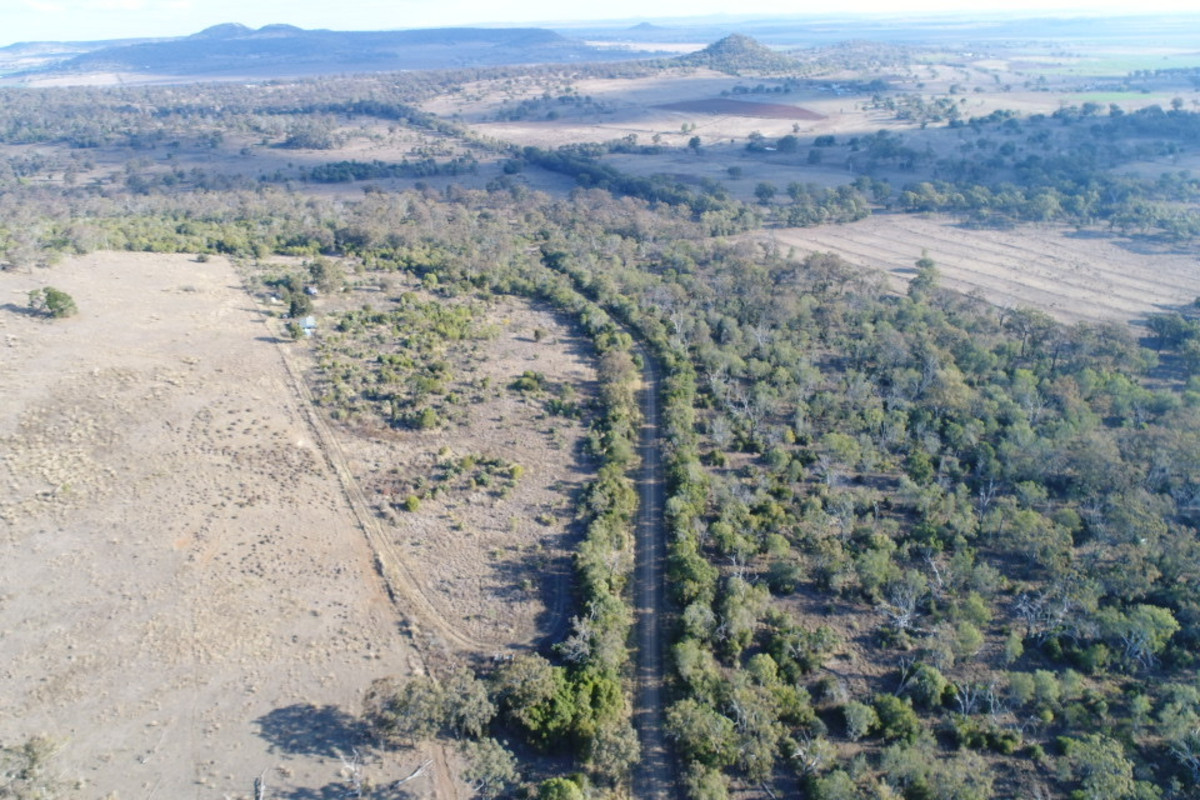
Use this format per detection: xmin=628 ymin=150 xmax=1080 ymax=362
xmin=767 ymin=214 xmax=1200 ymax=326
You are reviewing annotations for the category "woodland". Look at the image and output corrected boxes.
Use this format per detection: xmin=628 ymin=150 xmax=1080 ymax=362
xmin=3 ymin=33 xmax=1200 ymax=800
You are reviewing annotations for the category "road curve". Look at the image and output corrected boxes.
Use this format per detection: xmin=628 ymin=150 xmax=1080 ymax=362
xmin=633 ymin=350 xmax=675 ymax=799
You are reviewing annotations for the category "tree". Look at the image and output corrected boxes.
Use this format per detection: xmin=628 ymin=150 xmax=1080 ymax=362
xmin=666 ymin=698 xmax=737 ymax=768
xmin=27 ymin=287 xmax=76 ymax=319
xmin=1060 ymin=734 xmax=1147 ymax=800
xmin=491 ymin=654 xmax=574 ymax=747
xmin=842 ymin=700 xmax=879 ymax=741
xmin=538 ymin=777 xmax=585 ymax=800
xmin=873 ymin=694 xmax=921 ymax=743
xmin=908 ymin=253 xmax=939 ymax=299
xmin=444 ymin=667 xmax=496 ymax=738
xmin=688 ymin=136 xmax=702 ymax=153
xmin=363 ymin=676 xmax=444 ymax=745
xmin=1097 ymin=603 xmax=1179 ymax=669
xmin=681 ymin=762 xmax=730 ymax=800
xmin=586 ymin=718 xmax=640 ymax=782
xmin=460 ymin=738 xmax=518 ymax=799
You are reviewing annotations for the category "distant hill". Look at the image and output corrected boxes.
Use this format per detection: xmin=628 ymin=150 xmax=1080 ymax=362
xmin=3 ymin=24 xmax=664 ymax=83
xmin=676 ymin=33 xmax=797 ymax=74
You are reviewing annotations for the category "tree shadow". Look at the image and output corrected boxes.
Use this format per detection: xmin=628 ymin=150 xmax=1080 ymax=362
xmin=278 ymin=784 xmax=421 ymax=800
xmin=0 ymin=302 xmax=41 ymax=318
xmin=253 ymin=704 xmax=366 ymax=758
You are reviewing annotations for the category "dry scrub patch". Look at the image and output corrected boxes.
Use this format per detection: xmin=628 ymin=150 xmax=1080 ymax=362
xmin=763 ymin=215 xmax=1200 ymax=326
xmin=0 ymin=253 xmax=438 ymax=798
xmin=302 ymin=282 xmax=600 ymax=652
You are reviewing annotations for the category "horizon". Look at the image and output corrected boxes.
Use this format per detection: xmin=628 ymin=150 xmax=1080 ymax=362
xmin=4 ymin=2 xmax=1200 ymax=49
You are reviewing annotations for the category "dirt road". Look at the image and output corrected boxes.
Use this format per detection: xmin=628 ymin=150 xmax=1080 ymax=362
xmin=633 ymin=351 xmax=675 ymax=799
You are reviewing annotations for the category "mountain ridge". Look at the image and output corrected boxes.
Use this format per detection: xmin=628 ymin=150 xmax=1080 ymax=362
xmin=1 ymin=23 xmax=663 ymax=83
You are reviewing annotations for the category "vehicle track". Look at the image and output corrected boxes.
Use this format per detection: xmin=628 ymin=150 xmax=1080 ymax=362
xmin=273 ymin=334 xmax=492 ymax=655
xmin=633 ymin=350 xmax=675 ymax=799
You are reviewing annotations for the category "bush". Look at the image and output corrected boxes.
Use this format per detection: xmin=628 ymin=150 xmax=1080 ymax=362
xmin=873 ymin=694 xmax=922 ymax=743
xmin=414 ymin=407 xmax=440 ymax=430
xmin=28 ymin=286 xmax=77 ymax=318
xmin=538 ymin=777 xmax=585 ymax=800
xmin=842 ymin=700 xmax=879 ymax=741
xmin=903 ymin=663 xmax=950 ymax=710
xmin=766 ymin=559 xmax=804 ymax=594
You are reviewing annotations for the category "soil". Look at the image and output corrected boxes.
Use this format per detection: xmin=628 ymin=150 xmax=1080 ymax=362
xmin=1 ymin=253 xmax=599 ymax=799
xmin=656 ymin=99 xmax=825 ymax=120
xmin=761 ymin=214 xmax=1200 ymax=327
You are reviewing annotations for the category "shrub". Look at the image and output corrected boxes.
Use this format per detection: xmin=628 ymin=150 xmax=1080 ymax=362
xmin=28 ymin=286 xmax=77 ymax=318
xmin=538 ymin=777 xmax=585 ymax=800
xmin=903 ymin=663 xmax=950 ymax=710
xmin=873 ymin=694 xmax=921 ymax=743
xmin=842 ymin=700 xmax=879 ymax=741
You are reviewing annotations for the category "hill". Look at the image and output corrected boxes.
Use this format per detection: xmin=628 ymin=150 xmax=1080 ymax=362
xmin=5 ymin=24 xmax=663 ymax=83
xmin=675 ymin=33 xmax=797 ymax=74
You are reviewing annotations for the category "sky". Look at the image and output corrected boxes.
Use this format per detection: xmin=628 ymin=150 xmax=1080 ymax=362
xmin=3 ymin=0 xmax=1199 ymax=47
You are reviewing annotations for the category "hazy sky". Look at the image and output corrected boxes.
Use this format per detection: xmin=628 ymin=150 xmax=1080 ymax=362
xmin=3 ymin=0 xmax=1198 ymax=46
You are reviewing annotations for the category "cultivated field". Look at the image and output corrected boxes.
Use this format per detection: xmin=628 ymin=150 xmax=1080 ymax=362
xmin=764 ymin=214 xmax=1200 ymax=327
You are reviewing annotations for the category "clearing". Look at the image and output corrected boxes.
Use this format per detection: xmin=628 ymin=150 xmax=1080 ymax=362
xmin=0 ymin=253 xmax=474 ymax=798
xmin=763 ymin=214 xmax=1200 ymax=326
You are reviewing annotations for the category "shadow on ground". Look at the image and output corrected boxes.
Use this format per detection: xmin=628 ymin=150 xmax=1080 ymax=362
xmin=253 ymin=703 xmax=366 ymax=758
xmin=0 ymin=302 xmax=41 ymax=318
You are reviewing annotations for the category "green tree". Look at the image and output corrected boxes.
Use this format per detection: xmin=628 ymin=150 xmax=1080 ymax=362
xmin=842 ymin=700 xmax=879 ymax=741
xmin=444 ymin=666 xmax=496 ymax=739
xmin=681 ymin=762 xmax=730 ymax=800
xmin=537 ymin=777 xmax=585 ymax=800
xmin=1060 ymin=734 xmax=1154 ymax=800
xmin=873 ymin=694 xmax=921 ymax=743
xmin=460 ymin=737 xmax=518 ymax=799
xmin=1097 ymin=604 xmax=1179 ymax=669
xmin=363 ymin=676 xmax=444 ymax=745
xmin=27 ymin=287 xmax=77 ymax=319
xmin=666 ymin=698 xmax=737 ymax=768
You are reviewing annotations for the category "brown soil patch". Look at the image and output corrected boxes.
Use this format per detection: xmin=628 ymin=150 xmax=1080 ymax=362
xmin=657 ymin=98 xmax=825 ymax=120
xmin=763 ymin=215 xmax=1200 ymax=326
xmin=0 ymin=253 xmax=464 ymax=798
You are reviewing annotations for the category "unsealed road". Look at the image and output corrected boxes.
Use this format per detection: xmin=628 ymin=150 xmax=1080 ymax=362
xmin=634 ymin=352 xmax=674 ymax=798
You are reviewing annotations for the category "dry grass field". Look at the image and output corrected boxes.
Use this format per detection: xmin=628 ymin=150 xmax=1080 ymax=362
xmin=763 ymin=214 xmax=1200 ymax=326
xmin=0 ymin=253 xmax=486 ymax=798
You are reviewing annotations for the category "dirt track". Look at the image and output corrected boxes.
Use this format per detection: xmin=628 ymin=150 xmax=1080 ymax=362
xmin=633 ymin=350 xmax=673 ymax=800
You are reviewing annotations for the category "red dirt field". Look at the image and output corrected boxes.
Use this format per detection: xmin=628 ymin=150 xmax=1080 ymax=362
xmin=657 ymin=98 xmax=826 ymax=120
